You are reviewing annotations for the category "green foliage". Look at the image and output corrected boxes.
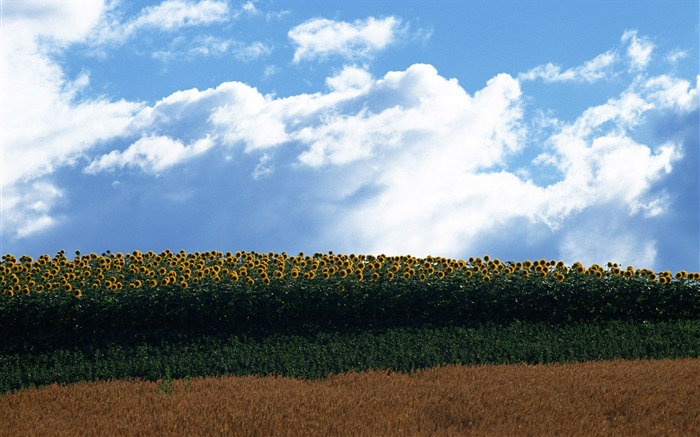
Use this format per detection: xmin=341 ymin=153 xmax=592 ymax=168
xmin=1 ymin=320 xmax=698 ymax=396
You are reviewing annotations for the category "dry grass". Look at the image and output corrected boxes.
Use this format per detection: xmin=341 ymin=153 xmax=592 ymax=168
xmin=1 ymin=358 xmax=698 ymax=436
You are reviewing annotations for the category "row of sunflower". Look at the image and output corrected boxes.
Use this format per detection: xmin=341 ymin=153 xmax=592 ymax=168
xmin=1 ymin=250 xmax=698 ymax=299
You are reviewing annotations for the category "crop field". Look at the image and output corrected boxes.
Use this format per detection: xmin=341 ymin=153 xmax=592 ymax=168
xmin=1 ymin=250 xmax=699 ymax=435
xmin=1 ymin=357 xmax=698 ymax=436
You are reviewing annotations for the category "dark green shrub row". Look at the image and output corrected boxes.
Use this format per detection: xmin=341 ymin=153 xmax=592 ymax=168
xmin=1 ymin=320 xmax=698 ymax=397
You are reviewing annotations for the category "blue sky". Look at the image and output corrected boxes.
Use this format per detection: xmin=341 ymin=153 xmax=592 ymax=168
xmin=1 ymin=0 xmax=698 ymax=272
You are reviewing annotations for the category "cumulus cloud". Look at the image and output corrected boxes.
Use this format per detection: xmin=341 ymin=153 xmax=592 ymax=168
xmin=288 ymin=16 xmax=402 ymax=63
xmin=529 ymin=74 xmax=695 ymax=228
xmin=315 ymin=66 xmax=684 ymax=260
xmin=294 ymin=66 xmax=524 ymax=170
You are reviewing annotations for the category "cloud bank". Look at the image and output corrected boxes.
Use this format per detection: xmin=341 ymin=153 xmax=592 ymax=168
xmin=82 ymin=61 xmax=697 ymax=267
xmin=2 ymin=1 xmax=698 ymax=271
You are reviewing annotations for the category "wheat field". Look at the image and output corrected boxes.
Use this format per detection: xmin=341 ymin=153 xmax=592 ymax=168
xmin=2 ymin=357 xmax=698 ymax=436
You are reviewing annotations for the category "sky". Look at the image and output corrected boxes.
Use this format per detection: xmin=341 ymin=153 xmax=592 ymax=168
xmin=1 ymin=0 xmax=698 ymax=272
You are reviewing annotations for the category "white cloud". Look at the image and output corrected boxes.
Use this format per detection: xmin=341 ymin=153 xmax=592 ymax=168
xmin=285 ymin=63 xmax=681 ymax=262
xmin=1 ymin=3 xmax=141 ymax=189
xmin=262 ymin=65 xmax=279 ymax=79
xmin=233 ymin=41 xmax=274 ymax=62
xmin=1 ymin=182 xmax=64 ymax=239
xmin=1 ymin=0 xmax=104 ymax=43
xmin=91 ymin=0 xmax=229 ymax=46
xmin=286 ymin=66 xmax=523 ymax=171
xmin=519 ymin=51 xmax=617 ymax=83
xmin=85 ymin=135 xmax=214 ymax=174
xmin=149 ymin=36 xmax=272 ymax=63
xmin=242 ymin=1 xmax=258 ymax=14
xmin=151 ymin=35 xmax=230 ymax=62
xmin=521 ymin=29 xmax=661 ymax=83
xmin=326 ymin=65 xmax=373 ymax=92
xmin=231 ymin=0 xmax=290 ymax=21
xmin=665 ymin=49 xmax=688 ymax=65
xmin=621 ymin=30 xmax=654 ymax=71
xmin=540 ymin=134 xmax=679 ymax=223
xmin=252 ymin=154 xmax=274 ymax=179
xmin=126 ymin=0 xmax=228 ymax=33
xmin=208 ymin=83 xmax=291 ymax=150
xmin=532 ymin=83 xmax=684 ymax=230
xmin=643 ymin=75 xmax=700 ymax=113
xmin=289 ymin=16 xmax=402 ymax=63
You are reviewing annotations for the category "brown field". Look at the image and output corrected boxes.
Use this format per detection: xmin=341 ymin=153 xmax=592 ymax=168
xmin=1 ymin=358 xmax=698 ymax=436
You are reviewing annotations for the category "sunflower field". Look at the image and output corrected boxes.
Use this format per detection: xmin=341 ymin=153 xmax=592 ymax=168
xmin=1 ymin=249 xmax=699 ymax=336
